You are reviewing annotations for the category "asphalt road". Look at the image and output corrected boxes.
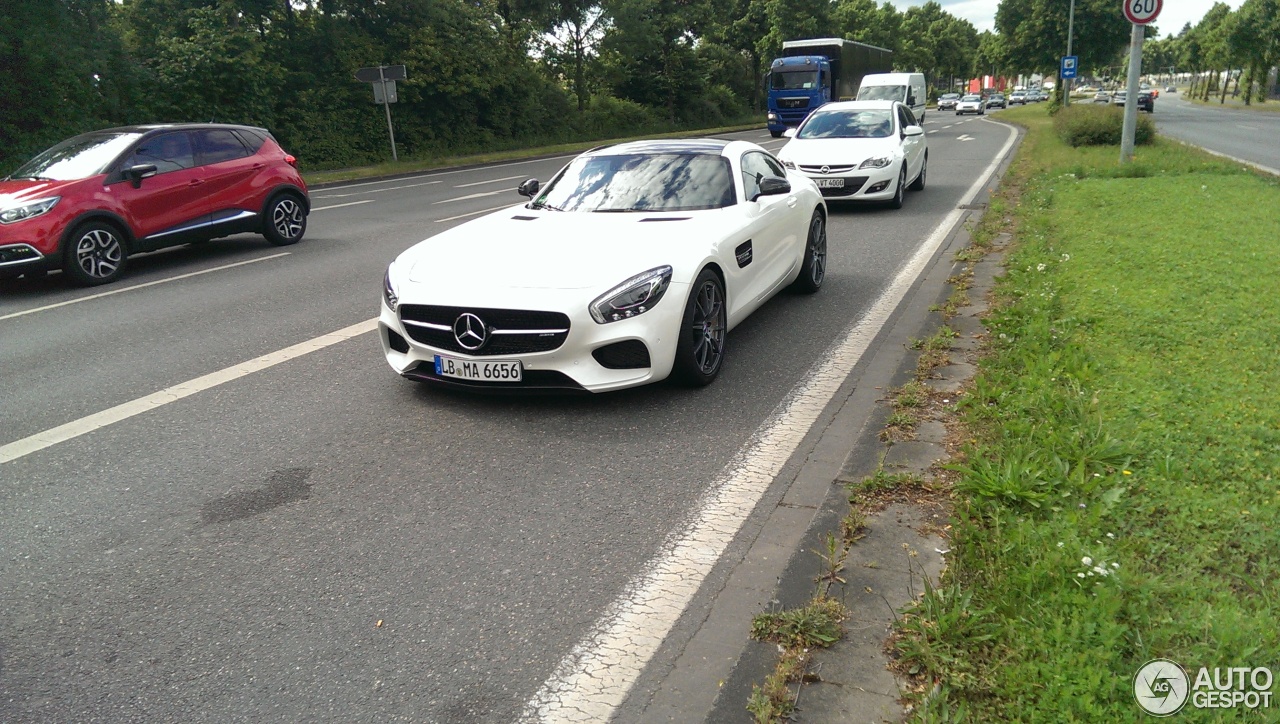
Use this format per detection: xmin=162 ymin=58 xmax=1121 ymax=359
xmin=1150 ymin=91 xmax=1280 ymax=171
xmin=1 ymin=116 xmax=1013 ymax=722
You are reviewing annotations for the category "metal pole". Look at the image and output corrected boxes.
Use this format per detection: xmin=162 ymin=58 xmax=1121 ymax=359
xmin=1120 ymin=23 xmax=1144 ymax=163
xmin=381 ymin=74 xmax=398 ymax=162
xmin=1065 ymin=0 xmax=1076 ymax=106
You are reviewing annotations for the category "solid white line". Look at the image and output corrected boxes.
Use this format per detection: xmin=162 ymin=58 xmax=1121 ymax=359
xmin=311 ymin=199 xmax=375 ymax=211
xmin=432 ymin=189 xmax=510 ymax=205
xmin=318 ymin=154 xmax=581 ymax=192
xmin=0 ymin=319 xmax=378 ymax=465
xmin=519 ymin=120 xmax=1021 ymax=723
xmin=0 ymin=254 xmax=291 ymax=322
xmin=455 ymin=174 xmax=526 ymax=188
xmin=313 ymin=180 xmax=442 ymax=198
xmin=434 ymin=204 xmax=516 ymax=223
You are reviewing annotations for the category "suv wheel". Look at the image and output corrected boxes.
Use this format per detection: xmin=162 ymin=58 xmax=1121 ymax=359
xmin=64 ymin=221 xmax=128 ymax=286
xmin=264 ymin=193 xmax=307 ymax=246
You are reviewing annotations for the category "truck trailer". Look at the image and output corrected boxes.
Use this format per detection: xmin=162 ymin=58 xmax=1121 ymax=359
xmin=765 ymin=38 xmax=893 ymax=137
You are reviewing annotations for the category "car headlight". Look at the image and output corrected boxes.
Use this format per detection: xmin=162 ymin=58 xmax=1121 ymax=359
xmin=859 ymin=156 xmax=892 ymax=169
xmin=590 ymin=265 xmax=672 ymax=324
xmin=767 ymin=112 xmax=779 ymax=121
xmin=383 ymin=265 xmax=399 ymax=312
xmin=780 ymin=159 xmax=796 ymax=170
xmin=0 ymin=197 xmax=59 ymax=224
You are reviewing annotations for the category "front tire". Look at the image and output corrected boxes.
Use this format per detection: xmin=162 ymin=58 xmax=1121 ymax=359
xmin=64 ymin=221 xmax=128 ymax=286
xmin=790 ymin=210 xmax=826 ymax=294
xmin=888 ymin=164 xmax=907 ymax=210
xmin=770 ymin=129 xmax=783 ymax=139
xmin=264 ymin=193 xmax=307 ymax=246
xmin=909 ymin=152 xmax=927 ymax=191
xmin=672 ymin=269 xmax=727 ymax=386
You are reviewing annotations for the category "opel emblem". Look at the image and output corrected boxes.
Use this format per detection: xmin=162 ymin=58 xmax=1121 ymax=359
xmin=453 ymin=312 xmax=488 ymax=351
xmin=820 ymin=165 xmax=830 ymax=174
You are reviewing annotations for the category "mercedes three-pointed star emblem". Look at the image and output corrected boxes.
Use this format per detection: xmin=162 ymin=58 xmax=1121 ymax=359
xmin=453 ymin=312 xmax=488 ymax=351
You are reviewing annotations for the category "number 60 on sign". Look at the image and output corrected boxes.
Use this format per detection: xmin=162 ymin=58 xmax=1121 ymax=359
xmin=1124 ymin=0 xmax=1162 ymax=24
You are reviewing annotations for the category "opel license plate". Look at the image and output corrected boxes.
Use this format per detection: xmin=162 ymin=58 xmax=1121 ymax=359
xmin=815 ymin=178 xmax=844 ymax=188
xmin=434 ymin=355 xmax=523 ymax=382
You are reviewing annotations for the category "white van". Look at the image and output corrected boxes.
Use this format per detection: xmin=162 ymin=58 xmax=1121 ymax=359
xmin=856 ymin=73 xmax=928 ymax=122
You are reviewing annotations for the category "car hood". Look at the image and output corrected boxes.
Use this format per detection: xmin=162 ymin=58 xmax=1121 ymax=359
xmin=0 ymin=178 xmax=84 ymax=208
xmin=395 ymin=205 xmax=733 ymax=293
xmin=778 ymin=137 xmax=901 ymax=167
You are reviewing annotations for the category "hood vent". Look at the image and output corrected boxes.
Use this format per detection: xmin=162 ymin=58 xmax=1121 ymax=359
xmin=510 ymin=215 xmax=538 ymax=221
xmin=639 ymin=217 xmax=690 ymax=222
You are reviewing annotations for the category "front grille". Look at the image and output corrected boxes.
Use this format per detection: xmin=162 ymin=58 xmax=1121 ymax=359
xmin=398 ymin=304 xmax=570 ymax=356
xmin=818 ymin=177 xmax=869 ymax=197
xmin=777 ymin=98 xmax=809 ymax=109
xmin=592 ymin=340 xmax=651 ymax=369
xmin=800 ymin=165 xmax=856 ymax=174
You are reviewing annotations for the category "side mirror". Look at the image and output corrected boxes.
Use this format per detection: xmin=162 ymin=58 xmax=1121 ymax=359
xmin=903 ymin=125 xmax=925 ymax=137
xmin=753 ymin=176 xmax=791 ymax=201
xmin=517 ymin=178 xmax=540 ymax=197
xmin=125 ymin=164 xmax=158 ymax=188
xmin=782 ymin=127 xmax=797 ymax=138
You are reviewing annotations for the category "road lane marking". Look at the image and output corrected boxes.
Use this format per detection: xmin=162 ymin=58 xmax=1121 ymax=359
xmin=455 ymin=174 xmax=529 ymax=188
xmin=1237 ymin=124 xmax=1259 ymax=131
xmin=943 ymin=124 xmax=955 ymax=129
xmin=311 ymin=200 xmax=375 ymax=211
xmin=957 ymin=134 xmax=975 ymax=141
xmin=0 ymin=254 xmax=291 ymax=322
xmin=432 ymin=189 xmax=510 ymax=205
xmin=318 ymin=154 xmax=582 ymax=193
xmin=313 ymin=180 xmax=441 ymax=199
xmin=0 ymin=318 xmax=378 ymax=465
xmin=519 ymin=118 xmax=1021 ymax=724
xmin=435 ymin=204 xmax=516 ymax=223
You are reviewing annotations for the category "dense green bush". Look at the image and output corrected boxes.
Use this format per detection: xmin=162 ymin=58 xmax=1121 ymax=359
xmin=1053 ymin=104 xmax=1155 ymax=146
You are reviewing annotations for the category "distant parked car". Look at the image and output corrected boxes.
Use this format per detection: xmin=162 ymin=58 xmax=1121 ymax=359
xmin=1008 ymin=91 xmax=1028 ymax=105
xmin=1165 ymin=86 xmax=1177 ymax=92
xmin=0 ymin=123 xmax=309 ymax=285
xmin=986 ymin=94 xmax=1006 ymax=109
xmin=1094 ymin=90 xmax=1111 ymax=103
xmin=955 ymin=94 xmax=985 ymax=115
xmin=936 ymin=93 xmax=961 ymax=111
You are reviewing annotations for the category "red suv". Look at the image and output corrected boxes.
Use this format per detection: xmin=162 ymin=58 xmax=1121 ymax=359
xmin=0 ymin=123 xmax=309 ymax=285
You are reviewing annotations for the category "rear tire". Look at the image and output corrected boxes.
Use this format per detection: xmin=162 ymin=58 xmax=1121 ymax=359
xmin=672 ymin=269 xmax=727 ymax=386
xmin=264 ymin=193 xmax=307 ymax=246
xmin=790 ymin=210 xmax=826 ymax=294
xmin=63 ymin=221 xmax=128 ymax=286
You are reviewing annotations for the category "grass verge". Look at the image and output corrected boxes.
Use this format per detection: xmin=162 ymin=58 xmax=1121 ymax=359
xmin=894 ymin=104 xmax=1280 ymax=719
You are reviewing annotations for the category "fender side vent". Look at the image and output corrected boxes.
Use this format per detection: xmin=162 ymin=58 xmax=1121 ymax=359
xmin=639 ymin=217 xmax=690 ymax=222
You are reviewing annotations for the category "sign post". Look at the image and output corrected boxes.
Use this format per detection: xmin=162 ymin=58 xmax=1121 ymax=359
xmin=355 ymin=65 xmax=407 ymax=162
xmin=1120 ymin=0 xmax=1161 ymax=163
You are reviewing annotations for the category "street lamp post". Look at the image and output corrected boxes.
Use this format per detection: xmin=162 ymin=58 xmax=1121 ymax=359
xmin=1065 ymin=0 xmax=1076 ymax=106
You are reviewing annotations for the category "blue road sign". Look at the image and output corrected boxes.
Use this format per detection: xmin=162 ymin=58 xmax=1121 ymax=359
xmin=1061 ymin=55 xmax=1079 ymax=79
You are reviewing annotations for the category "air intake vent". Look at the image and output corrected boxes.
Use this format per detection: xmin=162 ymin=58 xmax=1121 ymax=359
xmin=592 ymin=340 xmax=651 ymax=369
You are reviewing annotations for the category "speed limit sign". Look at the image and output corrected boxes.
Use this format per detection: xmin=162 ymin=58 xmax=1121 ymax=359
xmin=1124 ymin=0 xmax=1162 ymax=24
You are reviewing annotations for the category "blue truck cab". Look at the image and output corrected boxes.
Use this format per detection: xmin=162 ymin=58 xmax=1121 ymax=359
xmin=765 ymin=38 xmax=893 ymax=138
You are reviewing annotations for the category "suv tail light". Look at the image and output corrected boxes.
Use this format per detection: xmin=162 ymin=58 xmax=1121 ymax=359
xmin=284 ymin=154 xmax=298 ymax=168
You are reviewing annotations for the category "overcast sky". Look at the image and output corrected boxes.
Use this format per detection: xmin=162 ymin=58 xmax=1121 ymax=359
xmin=889 ymin=0 xmax=1244 ymax=38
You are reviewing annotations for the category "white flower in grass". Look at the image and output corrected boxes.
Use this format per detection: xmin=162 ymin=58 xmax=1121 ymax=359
xmin=1082 ymin=556 xmax=1092 ymax=566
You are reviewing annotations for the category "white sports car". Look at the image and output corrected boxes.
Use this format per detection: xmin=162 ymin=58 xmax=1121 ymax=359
xmin=380 ymin=139 xmax=827 ymax=393
xmin=775 ymin=101 xmax=927 ymax=209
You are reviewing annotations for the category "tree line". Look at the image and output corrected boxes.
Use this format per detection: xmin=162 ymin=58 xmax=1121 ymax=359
xmin=1142 ymin=0 xmax=1280 ymax=104
xmin=2 ymin=0 xmax=1269 ymax=174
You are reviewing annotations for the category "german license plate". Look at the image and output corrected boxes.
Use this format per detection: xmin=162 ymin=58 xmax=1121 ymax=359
xmin=815 ymin=178 xmax=845 ymax=188
xmin=434 ymin=355 xmax=523 ymax=382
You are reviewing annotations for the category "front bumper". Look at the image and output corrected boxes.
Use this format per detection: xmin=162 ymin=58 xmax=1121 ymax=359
xmin=789 ymin=164 xmax=900 ymax=202
xmin=379 ymin=284 xmax=688 ymax=393
xmin=0 ymin=243 xmax=57 ymax=278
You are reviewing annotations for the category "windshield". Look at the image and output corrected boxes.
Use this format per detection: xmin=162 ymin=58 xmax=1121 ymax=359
xmin=9 ymin=132 xmax=143 ymax=181
xmin=941 ymin=94 xmax=960 ymax=100
xmin=856 ymin=85 xmax=907 ymax=102
xmin=771 ymin=71 xmax=819 ymax=90
xmin=798 ymin=109 xmax=894 ymax=140
xmin=533 ymin=153 xmax=736 ymax=212
xmin=961 ymin=95 xmax=982 ymax=102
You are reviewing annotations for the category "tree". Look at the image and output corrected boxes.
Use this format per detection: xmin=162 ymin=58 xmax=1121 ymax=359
xmin=996 ymin=0 xmax=1130 ymax=79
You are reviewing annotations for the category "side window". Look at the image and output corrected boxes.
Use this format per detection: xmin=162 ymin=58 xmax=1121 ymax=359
xmin=122 ymin=132 xmax=194 ymax=175
xmin=196 ymin=129 xmax=251 ymax=166
xmin=761 ymin=154 xmax=786 ymax=178
xmin=740 ymin=153 xmax=765 ymax=201
xmin=232 ymin=129 xmax=267 ymax=153
xmin=901 ymin=105 xmax=918 ymax=127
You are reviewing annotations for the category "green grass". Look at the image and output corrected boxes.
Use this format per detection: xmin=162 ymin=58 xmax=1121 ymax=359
xmin=896 ymin=104 xmax=1280 ymax=719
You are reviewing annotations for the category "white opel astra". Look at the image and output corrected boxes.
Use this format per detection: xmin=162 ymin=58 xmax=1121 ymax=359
xmin=380 ymin=139 xmax=827 ymax=393
xmin=775 ymin=101 xmax=927 ymax=209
